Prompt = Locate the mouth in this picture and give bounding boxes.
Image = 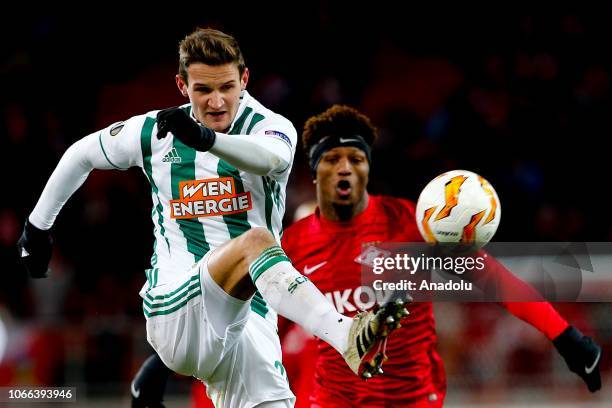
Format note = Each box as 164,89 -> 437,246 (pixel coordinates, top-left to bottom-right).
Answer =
336,180 -> 352,199
206,111 -> 227,119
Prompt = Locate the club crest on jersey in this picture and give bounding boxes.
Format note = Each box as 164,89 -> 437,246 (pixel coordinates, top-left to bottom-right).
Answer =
109,121 -> 125,136
170,177 -> 252,219
355,245 -> 391,267
265,130 -> 292,147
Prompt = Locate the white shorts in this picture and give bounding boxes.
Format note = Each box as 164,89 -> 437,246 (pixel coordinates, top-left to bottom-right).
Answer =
144,252 -> 295,408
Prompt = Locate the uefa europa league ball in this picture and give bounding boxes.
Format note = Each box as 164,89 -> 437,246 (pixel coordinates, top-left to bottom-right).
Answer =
416,170 -> 501,249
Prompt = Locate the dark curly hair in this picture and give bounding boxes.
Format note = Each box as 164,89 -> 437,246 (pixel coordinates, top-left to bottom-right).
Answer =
302,105 -> 378,155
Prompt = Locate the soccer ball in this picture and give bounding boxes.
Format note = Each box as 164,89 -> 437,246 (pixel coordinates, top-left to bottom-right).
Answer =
416,170 -> 501,249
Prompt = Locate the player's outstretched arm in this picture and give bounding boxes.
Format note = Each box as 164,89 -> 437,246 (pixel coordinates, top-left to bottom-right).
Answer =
475,253 -> 602,392
18,118 -> 141,278
156,107 -> 294,176
209,131 -> 292,176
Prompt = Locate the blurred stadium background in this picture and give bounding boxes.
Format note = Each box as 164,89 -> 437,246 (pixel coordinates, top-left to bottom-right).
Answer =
1,4 -> 611,407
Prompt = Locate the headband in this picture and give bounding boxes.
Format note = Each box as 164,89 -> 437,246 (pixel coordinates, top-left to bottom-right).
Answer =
308,135 -> 372,177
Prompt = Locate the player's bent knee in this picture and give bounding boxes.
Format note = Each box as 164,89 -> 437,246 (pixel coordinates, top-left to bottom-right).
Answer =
239,227 -> 276,250
207,255 -> 255,300
208,227 -> 277,299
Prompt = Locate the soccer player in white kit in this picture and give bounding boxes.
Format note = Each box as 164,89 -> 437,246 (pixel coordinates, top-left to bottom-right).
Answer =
16,28 -> 408,408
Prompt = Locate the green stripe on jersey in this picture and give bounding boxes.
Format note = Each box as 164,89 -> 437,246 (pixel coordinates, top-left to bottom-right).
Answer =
272,179 -> 281,209
145,267 -> 159,289
141,117 -> 170,252
246,113 -> 265,133
262,176 -> 274,233
217,160 -> 251,238
231,107 -> 253,134
217,106 -> 255,238
145,268 -> 152,291
171,139 -> 210,261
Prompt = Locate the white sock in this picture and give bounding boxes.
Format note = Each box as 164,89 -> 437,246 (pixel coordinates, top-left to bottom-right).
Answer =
249,246 -> 352,354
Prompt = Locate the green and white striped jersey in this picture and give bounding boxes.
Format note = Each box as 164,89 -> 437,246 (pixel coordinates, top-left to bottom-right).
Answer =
97,91 -> 297,309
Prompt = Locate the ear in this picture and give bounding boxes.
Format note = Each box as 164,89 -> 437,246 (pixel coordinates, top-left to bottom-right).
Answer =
175,75 -> 189,97
240,68 -> 249,90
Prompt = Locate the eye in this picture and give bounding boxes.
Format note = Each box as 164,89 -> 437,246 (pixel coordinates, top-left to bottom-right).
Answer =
323,155 -> 339,164
350,156 -> 365,164
195,87 -> 212,94
221,84 -> 235,91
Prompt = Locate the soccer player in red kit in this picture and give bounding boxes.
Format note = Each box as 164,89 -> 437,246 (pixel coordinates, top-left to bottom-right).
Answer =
279,105 -> 602,407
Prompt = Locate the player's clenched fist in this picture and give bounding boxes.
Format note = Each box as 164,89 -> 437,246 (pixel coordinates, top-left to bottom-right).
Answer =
17,220 -> 53,279
156,107 -> 216,151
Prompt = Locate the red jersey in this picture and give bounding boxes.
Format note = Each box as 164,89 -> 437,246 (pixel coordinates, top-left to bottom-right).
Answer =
281,195 -> 446,407
193,195 -> 568,407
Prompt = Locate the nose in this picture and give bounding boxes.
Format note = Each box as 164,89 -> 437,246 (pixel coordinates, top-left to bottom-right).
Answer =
208,91 -> 224,110
337,157 -> 352,176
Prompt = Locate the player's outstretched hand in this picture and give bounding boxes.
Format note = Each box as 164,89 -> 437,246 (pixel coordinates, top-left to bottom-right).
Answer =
17,219 -> 53,279
156,107 -> 216,151
553,325 -> 602,392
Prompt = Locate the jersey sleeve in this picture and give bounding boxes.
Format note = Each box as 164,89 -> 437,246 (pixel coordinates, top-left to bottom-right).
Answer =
97,115 -> 147,169
476,252 -> 569,340
209,113 -> 297,178
28,114 -> 147,229
500,301 -> 569,340
249,114 -> 298,178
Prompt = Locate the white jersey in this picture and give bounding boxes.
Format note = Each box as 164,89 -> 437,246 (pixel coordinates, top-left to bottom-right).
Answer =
96,91 -> 297,317
29,90 -> 298,404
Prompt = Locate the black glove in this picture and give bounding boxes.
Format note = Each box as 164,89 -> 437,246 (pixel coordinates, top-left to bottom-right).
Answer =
17,219 -> 53,278
131,353 -> 171,408
553,325 -> 602,392
156,107 -> 216,151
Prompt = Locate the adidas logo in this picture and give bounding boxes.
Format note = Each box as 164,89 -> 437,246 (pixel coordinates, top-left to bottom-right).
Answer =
162,148 -> 182,163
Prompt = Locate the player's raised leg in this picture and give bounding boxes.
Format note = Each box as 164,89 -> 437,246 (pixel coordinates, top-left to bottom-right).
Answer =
207,227 -> 409,378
